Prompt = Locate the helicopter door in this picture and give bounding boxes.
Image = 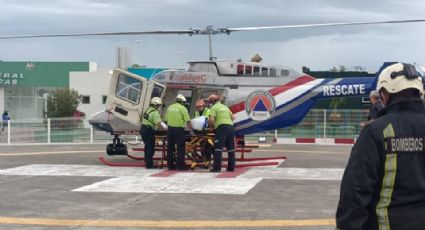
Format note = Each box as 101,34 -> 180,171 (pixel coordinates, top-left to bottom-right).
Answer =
106,69 -> 148,126
142,81 -> 167,114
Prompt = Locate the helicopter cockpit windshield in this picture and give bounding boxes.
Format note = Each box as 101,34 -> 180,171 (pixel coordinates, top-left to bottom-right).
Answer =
116,74 -> 143,104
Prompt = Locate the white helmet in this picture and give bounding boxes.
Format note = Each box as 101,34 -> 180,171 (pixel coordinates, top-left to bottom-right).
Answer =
176,94 -> 186,102
377,63 -> 423,95
150,97 -> 162,106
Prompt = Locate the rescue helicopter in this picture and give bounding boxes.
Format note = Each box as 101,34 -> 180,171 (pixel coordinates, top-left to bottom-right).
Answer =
2,19 -> 425,156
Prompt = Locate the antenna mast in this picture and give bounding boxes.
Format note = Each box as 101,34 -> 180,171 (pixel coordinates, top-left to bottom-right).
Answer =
208,32 -> 213,61
206,25 -> 214,60
191,25 -> 230,61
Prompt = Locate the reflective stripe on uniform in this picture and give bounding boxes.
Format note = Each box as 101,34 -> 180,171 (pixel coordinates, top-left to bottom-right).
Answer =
376,123 -> 397,230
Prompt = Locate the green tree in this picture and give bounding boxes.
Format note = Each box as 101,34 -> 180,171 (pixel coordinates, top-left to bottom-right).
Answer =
47,88 -> 80,117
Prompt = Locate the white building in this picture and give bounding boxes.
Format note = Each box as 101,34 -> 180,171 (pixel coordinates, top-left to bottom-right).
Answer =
69,68 -> 111,119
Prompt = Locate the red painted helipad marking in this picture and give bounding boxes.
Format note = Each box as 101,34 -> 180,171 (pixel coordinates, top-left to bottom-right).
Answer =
151,170 -> 178,177
216,168 -> 249,178
334,138 -> 355,144
150,168 -> 251,178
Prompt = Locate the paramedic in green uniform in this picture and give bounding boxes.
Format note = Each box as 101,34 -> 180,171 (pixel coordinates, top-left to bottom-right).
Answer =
194,99 -> 210,119
140,97 -> 165,169
208,94 -> 235,172
165,94 -> 193,170
194,99 -> 212,161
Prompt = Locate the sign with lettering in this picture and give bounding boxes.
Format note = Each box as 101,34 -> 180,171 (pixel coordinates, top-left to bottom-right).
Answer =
169,72 -> 207,83
0,72 -> 25,85
0,62 -> 90,87
323,84 -> 366,96
386,137 -> 424,153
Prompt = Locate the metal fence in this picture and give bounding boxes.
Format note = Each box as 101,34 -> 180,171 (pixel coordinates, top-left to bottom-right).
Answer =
240,109 -> 368,142
0,109 -> 368,145
281,109 -> 368,138
0,117 -> 139,145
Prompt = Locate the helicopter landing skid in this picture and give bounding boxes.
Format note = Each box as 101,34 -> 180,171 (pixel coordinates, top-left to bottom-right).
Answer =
99,156 -> 280,168
99,157 -> 167,168
100,135 -> 286,169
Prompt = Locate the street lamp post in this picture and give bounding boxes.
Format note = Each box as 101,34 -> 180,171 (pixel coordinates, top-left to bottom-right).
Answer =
134,40 -> 142,66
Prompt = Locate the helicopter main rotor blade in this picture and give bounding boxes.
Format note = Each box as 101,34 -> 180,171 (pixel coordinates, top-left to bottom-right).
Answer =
0,30 -> 194,39
226,19 -> 425,32
1,19 -> 424,39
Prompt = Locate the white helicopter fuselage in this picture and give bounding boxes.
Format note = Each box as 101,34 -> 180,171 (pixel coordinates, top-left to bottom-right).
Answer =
89,59 -> 376,136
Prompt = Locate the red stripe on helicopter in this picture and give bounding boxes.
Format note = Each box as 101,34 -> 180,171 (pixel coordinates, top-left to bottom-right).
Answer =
229,75 -> 316,114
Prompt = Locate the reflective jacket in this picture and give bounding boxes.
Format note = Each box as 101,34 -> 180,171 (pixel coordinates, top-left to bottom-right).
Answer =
194,108 -> 210,118
336,98 -> 425,230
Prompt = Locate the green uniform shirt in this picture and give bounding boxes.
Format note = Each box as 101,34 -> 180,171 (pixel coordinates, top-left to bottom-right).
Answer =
194,108 -> 210,118
142,106 -> 162,129
165,102 -> 190,128
209,102 -> 233,128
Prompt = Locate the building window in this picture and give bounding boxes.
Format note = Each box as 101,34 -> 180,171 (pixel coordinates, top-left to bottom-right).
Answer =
102,95 -> 107,104
82,95 -> 90,104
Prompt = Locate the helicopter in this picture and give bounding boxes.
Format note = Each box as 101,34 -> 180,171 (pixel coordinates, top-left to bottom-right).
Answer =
2,19 -> 425,155
87,56 -> 379,155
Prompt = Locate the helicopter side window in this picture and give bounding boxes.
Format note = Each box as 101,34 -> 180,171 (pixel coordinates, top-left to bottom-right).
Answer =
237,64 -> 244,75
261,67 -> 269,76
188,63 -> 218,74
245,65 -> 252,75
281,69 -> 290,76
253,66 -> 260,76
115,74 -> 143,104
151,84 -> 164,98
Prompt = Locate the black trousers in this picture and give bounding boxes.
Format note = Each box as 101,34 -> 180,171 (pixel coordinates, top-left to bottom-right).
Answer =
140,125 -> 155,168
213,124 -> 236,171
167,127 -> 186,169
203,142 -> 213,161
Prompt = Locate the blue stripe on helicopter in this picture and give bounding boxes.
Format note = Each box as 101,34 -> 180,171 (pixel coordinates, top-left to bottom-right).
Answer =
235,77 -> 377,135
235,78 -> 333,128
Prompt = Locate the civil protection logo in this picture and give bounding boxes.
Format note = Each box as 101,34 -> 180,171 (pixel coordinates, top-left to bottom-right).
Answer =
245,90 -> 276,121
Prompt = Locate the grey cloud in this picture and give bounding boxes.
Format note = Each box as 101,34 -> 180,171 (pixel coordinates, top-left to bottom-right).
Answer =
1,0 -> 425,71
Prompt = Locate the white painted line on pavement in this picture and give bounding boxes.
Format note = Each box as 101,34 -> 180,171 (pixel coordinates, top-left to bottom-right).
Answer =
240,167 -> 344,180
0,150 -> 102,156
0,164 -> 344,194
74,176 -> 262,195
0,164 -> 158,177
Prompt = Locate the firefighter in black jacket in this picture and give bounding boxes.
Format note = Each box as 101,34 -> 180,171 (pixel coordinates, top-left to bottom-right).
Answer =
336,63 -> 425,230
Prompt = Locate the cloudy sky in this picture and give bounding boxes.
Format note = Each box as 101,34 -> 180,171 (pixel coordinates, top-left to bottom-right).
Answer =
1,0 -> 425,72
